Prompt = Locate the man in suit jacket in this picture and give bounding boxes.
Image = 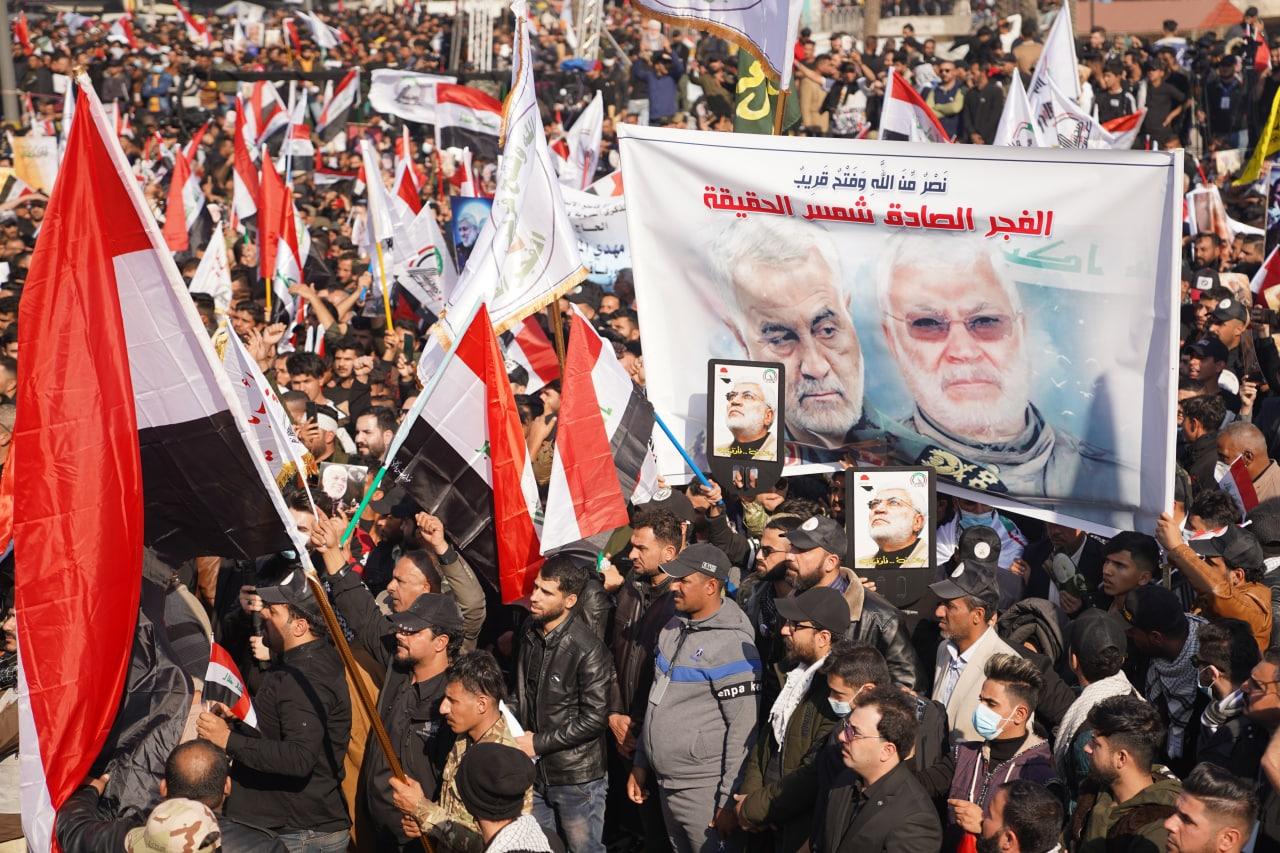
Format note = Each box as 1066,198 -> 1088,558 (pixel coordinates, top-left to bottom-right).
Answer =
1022,524 -> 1109,615
814,686 -> 941,853
930,527 -> 1020,743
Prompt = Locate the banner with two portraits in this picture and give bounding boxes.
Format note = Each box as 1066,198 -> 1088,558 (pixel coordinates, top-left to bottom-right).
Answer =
618,126 -> 1182,534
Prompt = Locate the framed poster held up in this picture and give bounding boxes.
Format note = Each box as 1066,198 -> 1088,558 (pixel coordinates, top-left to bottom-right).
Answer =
705,359 -> 785,494
845,466 -> 936,607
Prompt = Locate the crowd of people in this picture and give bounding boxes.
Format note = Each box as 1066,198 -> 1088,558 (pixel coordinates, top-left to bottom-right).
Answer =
9,0 -> 1280,852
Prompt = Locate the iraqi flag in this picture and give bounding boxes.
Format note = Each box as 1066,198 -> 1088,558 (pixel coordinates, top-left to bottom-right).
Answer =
1218,455 -> 1258,521
317,69 -> 359,144
232,100 -> 259,227
505,315 -> 559,394
242,81 -> 289,146
16,80 -> 296,853
258,152 -> 298,318
1253,245 -> 1280,308
205,642 -> 257,726
296,11 -> 346,49
107,14 -> 139,49
392,304 -> 543,602
433,84 -> 502,160
541,309 -> 635,552
161,150 -> 207,253
879,69 -> 950,143
174,0 -> 212,48
184,119 -> 212,165
1096,110 -> 1145,150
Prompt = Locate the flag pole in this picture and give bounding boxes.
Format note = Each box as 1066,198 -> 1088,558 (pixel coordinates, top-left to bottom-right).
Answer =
547,301 -> 567,369
772,88 -> 789,135
302,565 -> 433,853
339,299 -> 486,546
374,240 -> 395,331
652,409 -> 719,494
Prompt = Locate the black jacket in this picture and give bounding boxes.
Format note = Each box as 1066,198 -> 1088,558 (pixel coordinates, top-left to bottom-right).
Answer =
608,570 -> 675,720
839,573 -> 920,691
514,609 -> 615,787
328,568 -> 455,844
1181,432 -> 1221,499
57,786 -> 288,853
814,760 -> 943,853
224,638 -> 352,834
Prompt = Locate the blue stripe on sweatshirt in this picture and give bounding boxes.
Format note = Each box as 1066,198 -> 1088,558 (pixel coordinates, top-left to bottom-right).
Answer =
655,651 -> 762,683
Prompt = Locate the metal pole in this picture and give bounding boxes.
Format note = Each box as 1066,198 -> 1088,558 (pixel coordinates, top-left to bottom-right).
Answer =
0,0 -> 21,127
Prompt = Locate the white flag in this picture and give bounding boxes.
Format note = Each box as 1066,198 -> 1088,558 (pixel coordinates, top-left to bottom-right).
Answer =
441,0 -> 586,337
558,91 -> 603,191
993,73 -> 1044,147
1033,76 -> 1095,149
190,230 -> 234,312
1027,3 -> 1080,109
393,204 -> 458,316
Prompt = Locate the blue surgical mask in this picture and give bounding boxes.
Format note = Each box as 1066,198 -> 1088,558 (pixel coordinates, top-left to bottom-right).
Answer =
959,509 -> 994,529
972,703 -> 1008,741
828,697 -> 852,717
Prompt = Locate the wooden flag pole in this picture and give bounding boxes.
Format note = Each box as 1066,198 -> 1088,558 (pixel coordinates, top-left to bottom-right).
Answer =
374,241 -> 395,331
772,88 -> 789,136
303,570 -> 433,853
547,300 -> 567,370
265,275 -> 272,320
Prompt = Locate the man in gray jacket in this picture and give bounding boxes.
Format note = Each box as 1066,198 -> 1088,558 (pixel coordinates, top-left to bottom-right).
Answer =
626,543 -> 762,853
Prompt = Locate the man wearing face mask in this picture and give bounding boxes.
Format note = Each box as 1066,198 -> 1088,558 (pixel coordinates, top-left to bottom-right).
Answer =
1067,696 -> 1182,852
1156,516 -> 1272,652
731,587 -> 848,849
927,654 -> 1056,850
1194,619 -> 1264,780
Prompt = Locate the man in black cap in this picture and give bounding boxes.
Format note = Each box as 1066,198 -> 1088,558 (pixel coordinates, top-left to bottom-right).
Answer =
1206,296 -> 1259,381
930,527 -> 1020,743
1157,514 -> 1272,651
732,587 -> 848,849
1185,337 -> 1230,401
1123,583 -> 1206,767
1056,609 -> 1136,792
782,515 -> 918,689
627,543 -> 761,853
454,743 -> 556,853
195,570 -> 352,852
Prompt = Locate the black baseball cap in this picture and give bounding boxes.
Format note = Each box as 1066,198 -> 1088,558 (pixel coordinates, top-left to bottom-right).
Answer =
785,515 -> 847,555
1211,296 -> 1248,325
775,587 -> 851,636
1188,525 -> 1265,573
1122,584 -> 1188,636
390,592 -> 466,637
661,542 -> 732,583
1068,608 -> 1129,665
1188,336 -> 1229,363
369,483 -> 418,518
257,569 -> 319,615
1193,268 -> 1220,291
930,527 -> 1000,600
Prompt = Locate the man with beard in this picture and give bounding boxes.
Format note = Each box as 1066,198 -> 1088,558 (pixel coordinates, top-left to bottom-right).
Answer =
627,543 -> 761,853
714,380 -> 777,461
783,515 -> 918,689
391,651 -> 529,853
195,570 -> 352,853
854,486 -> 929,569
712,218 -> 871,462
977,780 -> 1064,853
876,232 -> 1118,500
1066,695 -> 1182,852
353,407 -> 397,466
732,587 -> 848,850
512,557 -> 613,853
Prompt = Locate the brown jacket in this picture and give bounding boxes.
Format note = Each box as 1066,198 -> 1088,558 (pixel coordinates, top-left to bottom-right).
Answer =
1167,543 -> 1272,651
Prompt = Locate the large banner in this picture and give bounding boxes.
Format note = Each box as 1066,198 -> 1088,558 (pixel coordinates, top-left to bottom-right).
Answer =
618,126 -> 1181,533
562,187 -> 631,285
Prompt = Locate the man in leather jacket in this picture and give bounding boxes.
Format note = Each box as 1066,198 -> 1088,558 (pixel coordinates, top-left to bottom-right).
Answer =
782,516 -> 920,689
56,740 -> 287,853
512,556 -> 615,853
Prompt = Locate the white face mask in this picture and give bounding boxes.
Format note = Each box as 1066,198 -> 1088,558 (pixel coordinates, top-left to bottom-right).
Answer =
1215,460 -> 1231,483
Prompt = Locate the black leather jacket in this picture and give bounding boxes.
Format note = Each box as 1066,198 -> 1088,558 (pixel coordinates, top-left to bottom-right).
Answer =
513,609 -> 615,787
837,568 -> 920,690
